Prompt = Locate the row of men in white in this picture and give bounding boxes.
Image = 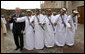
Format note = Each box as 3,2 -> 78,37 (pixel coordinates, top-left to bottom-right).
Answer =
14,8 -> 79,50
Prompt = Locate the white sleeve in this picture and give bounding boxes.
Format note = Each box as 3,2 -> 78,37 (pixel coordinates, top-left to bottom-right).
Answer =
30,16 -> 35,23
42,16 -> 46,24
4,18 -> 7,24
75,16 -> 78,30
53,15 -> 59,24
51,16 -> 54,24
66,16 -> 71,28
16,16 -> 26,22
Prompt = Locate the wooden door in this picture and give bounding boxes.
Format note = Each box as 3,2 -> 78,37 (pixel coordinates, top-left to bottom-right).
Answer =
77,6 -> 84,24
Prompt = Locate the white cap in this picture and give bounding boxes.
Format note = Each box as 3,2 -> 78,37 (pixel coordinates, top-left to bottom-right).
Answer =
26,9 -> 31,12
53,12 -> 56,14
47,9 -> 51,11
73,10 -> 79,14
61,8 -> 67,12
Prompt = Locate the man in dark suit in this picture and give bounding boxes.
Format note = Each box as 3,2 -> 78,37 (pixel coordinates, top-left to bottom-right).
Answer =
8,7 -> 25,51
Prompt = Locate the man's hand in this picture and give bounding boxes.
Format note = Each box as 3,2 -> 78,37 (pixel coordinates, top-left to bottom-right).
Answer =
39,22 -> 42,26
31,21 -> 34,24
54,22 -> 57,26
6,16 -> 10,20
13,17 -> 17,20
21,30 -> 24,34
42,23 -> 45,25
68,27 -> 72,31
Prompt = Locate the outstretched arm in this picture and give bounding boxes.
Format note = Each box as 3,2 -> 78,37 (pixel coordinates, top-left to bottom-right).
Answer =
30,16 -> 35,24
14,16 -> 26,22
8,15 -> 15,23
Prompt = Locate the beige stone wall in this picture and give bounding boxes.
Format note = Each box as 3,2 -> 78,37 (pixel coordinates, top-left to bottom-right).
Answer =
72,1 -> 84,9
65,1 -> 84,15
41,1 -> 64,9
40,1 -> 84,15
66,1 -> 72,15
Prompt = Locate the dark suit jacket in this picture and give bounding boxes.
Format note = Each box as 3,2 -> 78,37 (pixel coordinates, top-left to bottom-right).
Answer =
9,14 -> 25,34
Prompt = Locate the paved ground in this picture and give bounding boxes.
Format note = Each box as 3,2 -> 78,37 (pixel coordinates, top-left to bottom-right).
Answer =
4,24 -> 84,53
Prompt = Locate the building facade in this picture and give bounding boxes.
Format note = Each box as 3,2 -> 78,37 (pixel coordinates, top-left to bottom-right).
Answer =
40,1 -> 84,14
40,1 -> 84,24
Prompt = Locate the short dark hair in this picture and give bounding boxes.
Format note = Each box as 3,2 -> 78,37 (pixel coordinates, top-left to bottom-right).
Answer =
35,8 -> 40,11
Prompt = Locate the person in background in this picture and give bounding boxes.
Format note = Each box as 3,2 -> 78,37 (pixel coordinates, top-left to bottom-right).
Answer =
32,13 -> 35,17
7,16 -> 13,31
1,15 -> 7,34
41,11 -> 46,16
1,18 -> 7,53
22,12 -> 26,16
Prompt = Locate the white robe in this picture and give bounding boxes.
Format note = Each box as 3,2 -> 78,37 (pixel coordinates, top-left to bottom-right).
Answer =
1,18 -> 7,33
54,14 -> 68,46
42,15 -> 47,42
65,15 -> 78,46
33,14 -> 45,49
52,15 -> 58,34
16,16 -> 35,50
44,15 -> 55,47
10,23 -> 13,30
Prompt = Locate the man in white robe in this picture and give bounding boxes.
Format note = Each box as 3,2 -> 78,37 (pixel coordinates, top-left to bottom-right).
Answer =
14,10 -> 35,50
65,9 -> 79,46
1,15 -> 7,33
54,8 -> 68,46
32,9 -> 45,49
41,11 -> 47,42
44,9 -> 55,48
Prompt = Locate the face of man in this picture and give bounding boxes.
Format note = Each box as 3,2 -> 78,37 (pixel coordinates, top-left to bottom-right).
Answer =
36,10 -> 40,15
47,11 -> 52,16
60,10 -> 65,15
28,12 -> 31,16
42,11 -> 45,15
15,8 -> 20,14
